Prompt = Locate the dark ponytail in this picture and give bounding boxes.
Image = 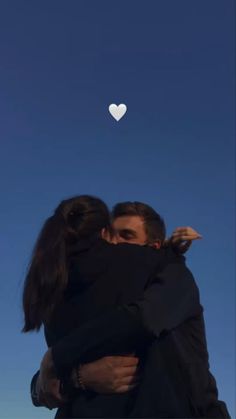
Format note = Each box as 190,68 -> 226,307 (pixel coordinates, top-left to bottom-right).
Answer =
22,195 -> 111,332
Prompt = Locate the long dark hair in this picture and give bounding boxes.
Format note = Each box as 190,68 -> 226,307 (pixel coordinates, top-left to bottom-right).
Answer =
22,195 -> 111,333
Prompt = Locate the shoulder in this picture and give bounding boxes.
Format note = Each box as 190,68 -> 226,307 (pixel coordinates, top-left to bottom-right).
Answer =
108,242 -> 164,273
112,242 -> 160,259
106,243 -> 187,269
158,247 -> 186,266
156,250 -> 200,296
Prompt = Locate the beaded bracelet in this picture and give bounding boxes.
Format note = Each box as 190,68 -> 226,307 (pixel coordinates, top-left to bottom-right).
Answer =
76,365 -> 86,391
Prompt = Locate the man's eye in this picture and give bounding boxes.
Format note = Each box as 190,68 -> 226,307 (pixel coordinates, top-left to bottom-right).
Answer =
120,232 -> 133,239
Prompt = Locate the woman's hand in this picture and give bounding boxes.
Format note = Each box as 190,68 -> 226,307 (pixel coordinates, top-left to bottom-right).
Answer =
71,354 -> 141,394
165,226 -> 202,254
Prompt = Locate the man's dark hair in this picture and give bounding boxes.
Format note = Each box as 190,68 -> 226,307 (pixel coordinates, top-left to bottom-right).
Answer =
112,201 -> 166,243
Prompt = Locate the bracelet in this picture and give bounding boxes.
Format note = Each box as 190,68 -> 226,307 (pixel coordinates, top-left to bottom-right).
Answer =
76,365 -> 86,391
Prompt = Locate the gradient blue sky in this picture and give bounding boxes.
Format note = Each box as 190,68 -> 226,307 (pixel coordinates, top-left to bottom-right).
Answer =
0,1 -> 235,418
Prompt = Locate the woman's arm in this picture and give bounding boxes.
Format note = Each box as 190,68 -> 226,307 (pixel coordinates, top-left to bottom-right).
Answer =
48,259 -> 201,381
35,257 -> 201,408
33,230 -> 202,407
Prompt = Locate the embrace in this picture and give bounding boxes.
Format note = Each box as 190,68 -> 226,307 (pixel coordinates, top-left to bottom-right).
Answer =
22,195 -> 230,418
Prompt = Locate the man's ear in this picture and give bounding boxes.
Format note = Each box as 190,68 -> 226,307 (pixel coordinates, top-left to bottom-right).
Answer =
101,228 -> 112,242
101,228 -> 108,239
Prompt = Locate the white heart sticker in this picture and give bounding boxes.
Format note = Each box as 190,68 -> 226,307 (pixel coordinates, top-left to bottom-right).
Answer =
109,103 -> 127,121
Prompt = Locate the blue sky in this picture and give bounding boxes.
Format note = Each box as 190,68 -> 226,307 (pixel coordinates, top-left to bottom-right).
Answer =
0,1 -> 235,417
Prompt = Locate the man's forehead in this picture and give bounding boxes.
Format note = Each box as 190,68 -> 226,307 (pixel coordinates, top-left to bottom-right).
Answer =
112,215 -> 144,229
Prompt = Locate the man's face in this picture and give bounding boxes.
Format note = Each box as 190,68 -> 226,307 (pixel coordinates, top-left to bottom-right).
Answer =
112,215 -> 149,245
101,215 -> 161,248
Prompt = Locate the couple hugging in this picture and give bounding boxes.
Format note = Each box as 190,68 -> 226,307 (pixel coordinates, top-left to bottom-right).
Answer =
22,195 -> 230,418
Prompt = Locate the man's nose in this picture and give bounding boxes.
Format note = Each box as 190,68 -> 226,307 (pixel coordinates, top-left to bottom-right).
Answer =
111,236 -> 118,244
111,231 -> 127,244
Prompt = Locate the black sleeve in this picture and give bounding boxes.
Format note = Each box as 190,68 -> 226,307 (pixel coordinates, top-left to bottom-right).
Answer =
127,262 -> 202,338
30,370 -> 41,407
51,260 -> 202,381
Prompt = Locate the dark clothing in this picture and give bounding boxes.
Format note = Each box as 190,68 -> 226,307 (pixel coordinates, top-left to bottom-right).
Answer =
31,237 -> 230,418
128,327 -> 229,418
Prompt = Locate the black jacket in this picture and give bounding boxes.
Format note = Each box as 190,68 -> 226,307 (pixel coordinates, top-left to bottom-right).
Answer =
31,236 -> 230,418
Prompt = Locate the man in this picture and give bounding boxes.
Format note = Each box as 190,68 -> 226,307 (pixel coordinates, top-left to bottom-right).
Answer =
31,202 -> 230,418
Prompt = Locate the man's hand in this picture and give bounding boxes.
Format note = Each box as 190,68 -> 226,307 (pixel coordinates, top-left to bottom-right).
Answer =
71,354 -> 141,394
37,350 -> 140,408
38,349 -> 69,409
166,226 -> 202,254
36,373 -> 65,409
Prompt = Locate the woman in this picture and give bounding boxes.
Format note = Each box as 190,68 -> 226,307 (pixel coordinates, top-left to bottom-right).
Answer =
22,195 -> 200,418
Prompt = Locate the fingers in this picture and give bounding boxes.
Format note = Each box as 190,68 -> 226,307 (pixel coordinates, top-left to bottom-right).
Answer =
38,378 -> 68,409
118,373 -> 142,386
40,392 -> 68,409
172,234 -> 201,242
107,355 -> 140,367
172,227 -> 202,237
39,393 -> 59,409
118,365 -> 140,376
172,231 -> 201,237
169,226 -> 202,249
172,232 -> 201,238
114,383 -> 138,393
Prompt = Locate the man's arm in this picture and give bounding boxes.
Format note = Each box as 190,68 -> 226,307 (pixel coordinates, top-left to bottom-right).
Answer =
51,260 -> 201,381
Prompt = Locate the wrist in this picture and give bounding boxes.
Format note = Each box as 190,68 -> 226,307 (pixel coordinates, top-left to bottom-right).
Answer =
71,368 -> 79,388
75,365 -> 87,391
